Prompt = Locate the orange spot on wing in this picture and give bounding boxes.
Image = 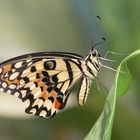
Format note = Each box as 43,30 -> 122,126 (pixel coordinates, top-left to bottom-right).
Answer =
55,99 -> 62,109
1,75 -> 19,85
49,91 -> 57,97
12,79 -> 19,84
41,91 -> 48,99
37,80 -> 47,90
0,64 -> 20,86
40,90 -> 58,103
3,64 -> 12,73
5,78 -> 11,85
34,80 -> 61,109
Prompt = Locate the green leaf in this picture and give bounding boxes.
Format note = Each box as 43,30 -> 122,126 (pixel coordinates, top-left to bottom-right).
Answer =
84,49 -> 140,140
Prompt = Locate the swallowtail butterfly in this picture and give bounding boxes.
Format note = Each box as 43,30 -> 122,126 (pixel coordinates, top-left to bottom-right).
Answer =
0,48 -> 102,118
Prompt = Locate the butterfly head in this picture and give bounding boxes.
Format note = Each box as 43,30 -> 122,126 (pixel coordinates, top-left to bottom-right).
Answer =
90,48 -> 100,57
84,49 -> 101,78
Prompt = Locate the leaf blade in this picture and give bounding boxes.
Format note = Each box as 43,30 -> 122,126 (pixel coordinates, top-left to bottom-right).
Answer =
84,49 -> 140,140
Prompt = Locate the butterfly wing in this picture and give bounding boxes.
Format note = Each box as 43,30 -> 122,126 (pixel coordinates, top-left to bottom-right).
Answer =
0,53 -> 84,118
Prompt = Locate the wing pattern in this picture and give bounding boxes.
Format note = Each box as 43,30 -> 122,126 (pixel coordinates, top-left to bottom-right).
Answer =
0,55 -> 84,118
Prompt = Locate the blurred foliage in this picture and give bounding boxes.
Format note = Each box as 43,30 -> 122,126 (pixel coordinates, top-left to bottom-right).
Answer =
0,0 -> 140,140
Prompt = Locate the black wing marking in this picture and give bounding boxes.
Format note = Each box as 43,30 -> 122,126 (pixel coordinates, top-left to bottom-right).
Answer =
0,51 -> 84,67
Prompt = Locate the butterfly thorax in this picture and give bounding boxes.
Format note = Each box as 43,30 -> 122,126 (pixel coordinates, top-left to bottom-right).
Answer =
83,49 -> 101,78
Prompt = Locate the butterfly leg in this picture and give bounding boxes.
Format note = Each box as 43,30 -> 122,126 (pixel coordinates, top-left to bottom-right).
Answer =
104,51 -> 128,59
95,78 -> 111,112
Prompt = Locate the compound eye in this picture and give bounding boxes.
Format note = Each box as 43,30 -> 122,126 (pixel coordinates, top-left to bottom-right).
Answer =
92,50 -> 97,57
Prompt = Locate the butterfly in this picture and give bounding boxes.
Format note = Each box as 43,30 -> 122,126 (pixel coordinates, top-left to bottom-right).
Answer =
0,48 -> 102,118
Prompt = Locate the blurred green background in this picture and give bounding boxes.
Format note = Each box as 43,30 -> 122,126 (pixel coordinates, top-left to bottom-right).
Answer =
0,0 -> 140,140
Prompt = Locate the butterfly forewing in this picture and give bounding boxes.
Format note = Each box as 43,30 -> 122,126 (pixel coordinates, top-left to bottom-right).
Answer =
0,53 -> 84,118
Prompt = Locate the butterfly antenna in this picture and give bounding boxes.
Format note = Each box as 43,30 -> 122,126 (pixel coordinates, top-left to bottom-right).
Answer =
91,38 -> 106,50
95,78 -> 111,112
96,16 -> 101,23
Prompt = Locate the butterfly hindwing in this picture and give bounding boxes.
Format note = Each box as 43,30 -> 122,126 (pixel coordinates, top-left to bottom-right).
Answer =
0,56 -> 83,117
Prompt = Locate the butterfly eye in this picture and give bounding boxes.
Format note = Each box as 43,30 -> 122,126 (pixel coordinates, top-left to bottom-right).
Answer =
92,50 -> 97,57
